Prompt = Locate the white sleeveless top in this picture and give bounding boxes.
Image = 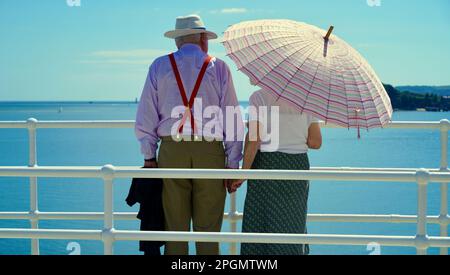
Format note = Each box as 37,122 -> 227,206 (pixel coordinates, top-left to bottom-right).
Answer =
248,89 -> 319,154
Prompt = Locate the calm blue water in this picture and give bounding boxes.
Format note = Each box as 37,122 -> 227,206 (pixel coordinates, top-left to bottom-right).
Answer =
0,102 -> 448,255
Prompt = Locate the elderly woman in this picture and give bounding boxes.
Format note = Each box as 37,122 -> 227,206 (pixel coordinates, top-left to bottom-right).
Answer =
230,88 -> 322,255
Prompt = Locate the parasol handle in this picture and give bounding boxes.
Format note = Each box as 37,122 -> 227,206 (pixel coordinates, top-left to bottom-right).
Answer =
324,26 -> 334,41
355,109 -> 361,139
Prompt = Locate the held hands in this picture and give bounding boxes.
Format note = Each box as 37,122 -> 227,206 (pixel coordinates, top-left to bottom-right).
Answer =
227,179 -> 245,194
224,167 -> 244,194
225,178 -> 245,194
224,167 -> 246,194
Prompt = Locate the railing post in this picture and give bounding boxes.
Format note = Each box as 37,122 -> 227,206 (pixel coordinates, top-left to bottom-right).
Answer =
229,192 -> 238,255
101,165 -> 115,255
27,118 -> 39,255
439,119 -> 449,255
416,169 -> 430,255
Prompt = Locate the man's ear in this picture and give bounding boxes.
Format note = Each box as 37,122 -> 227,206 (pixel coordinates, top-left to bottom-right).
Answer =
201,33 -> 209,53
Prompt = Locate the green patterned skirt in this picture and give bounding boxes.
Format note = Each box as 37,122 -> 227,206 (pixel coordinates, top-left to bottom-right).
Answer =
241,151 -> 310,255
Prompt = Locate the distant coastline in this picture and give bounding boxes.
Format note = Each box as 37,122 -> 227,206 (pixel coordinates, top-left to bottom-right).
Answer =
385,84 -> 450,112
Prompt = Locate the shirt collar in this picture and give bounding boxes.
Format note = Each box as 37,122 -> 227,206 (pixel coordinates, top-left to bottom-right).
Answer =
178,43 -> 203,55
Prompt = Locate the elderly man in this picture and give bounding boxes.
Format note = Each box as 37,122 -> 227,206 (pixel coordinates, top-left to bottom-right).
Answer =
135,15 -> 244,255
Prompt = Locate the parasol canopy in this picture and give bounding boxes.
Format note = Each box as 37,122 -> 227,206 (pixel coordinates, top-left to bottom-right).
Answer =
222,19 -> 393,132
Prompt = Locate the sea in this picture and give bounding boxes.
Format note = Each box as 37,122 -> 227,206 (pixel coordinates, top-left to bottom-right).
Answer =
0,102 -> 448,255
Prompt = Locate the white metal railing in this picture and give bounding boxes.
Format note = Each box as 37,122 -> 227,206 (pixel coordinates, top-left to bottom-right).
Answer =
0,118 -> 449,255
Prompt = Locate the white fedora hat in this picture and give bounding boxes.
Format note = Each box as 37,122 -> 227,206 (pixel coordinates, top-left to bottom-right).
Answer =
164,15 -> 218,40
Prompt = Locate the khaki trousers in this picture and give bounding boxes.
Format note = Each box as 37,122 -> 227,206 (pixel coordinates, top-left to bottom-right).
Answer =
158,137 -> 226,255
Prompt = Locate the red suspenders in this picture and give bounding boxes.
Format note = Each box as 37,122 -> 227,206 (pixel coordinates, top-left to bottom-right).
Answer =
168,53 -> 212,138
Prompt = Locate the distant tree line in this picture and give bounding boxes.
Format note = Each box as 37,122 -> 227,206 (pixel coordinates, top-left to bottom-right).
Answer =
384,84 -> 450,111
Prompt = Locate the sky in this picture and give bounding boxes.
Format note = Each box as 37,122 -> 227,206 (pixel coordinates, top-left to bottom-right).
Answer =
0,0 -> 449,101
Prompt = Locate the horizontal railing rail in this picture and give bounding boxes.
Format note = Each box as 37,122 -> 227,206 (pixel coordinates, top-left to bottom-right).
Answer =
0,118 -> 448,255
0,211 -> 447,225
0,166 -> 449,182
0,229 -> 449,249
0,119 -> 449,130
0,165 -> 449,255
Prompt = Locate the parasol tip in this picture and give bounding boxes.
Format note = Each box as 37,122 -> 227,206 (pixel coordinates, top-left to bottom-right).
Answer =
324,26 -> 334,41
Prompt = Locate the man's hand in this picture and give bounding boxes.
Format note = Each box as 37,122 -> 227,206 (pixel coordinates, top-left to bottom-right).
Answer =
144,160 -> 158,168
